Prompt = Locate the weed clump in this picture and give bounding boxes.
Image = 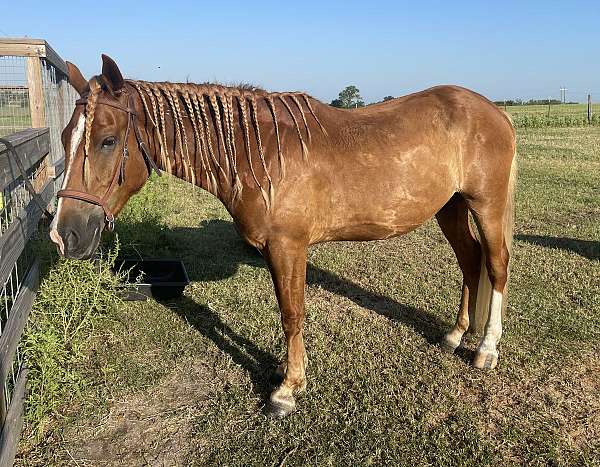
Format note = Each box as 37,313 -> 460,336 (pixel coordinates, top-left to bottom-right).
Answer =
24,239 -> 126,438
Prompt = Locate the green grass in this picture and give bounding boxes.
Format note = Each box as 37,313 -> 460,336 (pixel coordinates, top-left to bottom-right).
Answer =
504,103 -> 600,128
0,106 -> 32,137
505,103 -> 599,116
18,126 -> 600,466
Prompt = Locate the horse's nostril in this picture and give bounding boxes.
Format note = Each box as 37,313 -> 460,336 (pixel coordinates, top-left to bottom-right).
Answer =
64,229 -> 80,252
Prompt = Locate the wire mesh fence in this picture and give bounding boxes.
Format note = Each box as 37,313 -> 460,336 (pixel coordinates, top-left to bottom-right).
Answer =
0,139 -> 43,420
41,58 -> 77,166
0,56 -> 30,138
0,243 -> 32,413
0,39 -> 73,461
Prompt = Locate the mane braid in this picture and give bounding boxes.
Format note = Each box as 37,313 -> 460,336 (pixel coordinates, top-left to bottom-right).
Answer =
182,86 -> 214,193
237,95 -> 270,210
161,86 -> 186,179
167,85 -> 192,182
139,82 -> 167,168
302,94 -> 327,135
279,94 -> 308,161
150,85 -> 172,173
84,84 -> 101,156
190,92 -> 219,192
249,95 -> 274,207
131,81 -> 156,128
218,94 -> 233,164
224,93 -> 242,196
266,95 -> 285,178
196,93 -> 227,182
169,84 -> 194,184
208,93 -> 232,179
290,94 -> 311,142
124,80 -> 327,212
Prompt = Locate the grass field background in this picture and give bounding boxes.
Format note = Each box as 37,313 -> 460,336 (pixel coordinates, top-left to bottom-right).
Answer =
505,103 -> 600,116
0,105 -> 31,137
18,126 -> 600,466
504,103 -> 600,127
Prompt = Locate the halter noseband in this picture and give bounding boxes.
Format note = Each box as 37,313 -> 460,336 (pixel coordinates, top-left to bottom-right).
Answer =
57,89 -> 161,231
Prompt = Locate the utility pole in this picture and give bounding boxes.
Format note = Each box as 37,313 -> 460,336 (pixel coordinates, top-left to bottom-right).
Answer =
588,94 -> 592,124
560,86 -> 568,104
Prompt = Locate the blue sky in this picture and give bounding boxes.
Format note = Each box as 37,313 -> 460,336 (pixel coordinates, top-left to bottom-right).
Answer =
3,1 -> 599,103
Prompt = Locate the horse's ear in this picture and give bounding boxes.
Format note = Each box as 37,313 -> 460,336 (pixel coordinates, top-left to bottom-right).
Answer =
101,54 -> 124,93
66,61 -> 87,97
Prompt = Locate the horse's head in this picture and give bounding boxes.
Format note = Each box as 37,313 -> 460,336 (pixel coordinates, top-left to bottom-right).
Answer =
50,54 -> 158,259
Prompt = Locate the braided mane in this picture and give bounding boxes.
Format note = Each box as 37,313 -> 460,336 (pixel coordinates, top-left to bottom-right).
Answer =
128,80 -> 326,210
84,80 -> 102,156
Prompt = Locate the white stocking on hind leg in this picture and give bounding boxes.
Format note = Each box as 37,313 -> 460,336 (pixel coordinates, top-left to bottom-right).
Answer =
473,289 -> 503,369
470,210 -> 509,370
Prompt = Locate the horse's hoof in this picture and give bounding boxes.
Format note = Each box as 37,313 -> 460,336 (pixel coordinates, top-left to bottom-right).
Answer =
440,335 -> 461,354
266,397 -> 296,418
472,350 -> 498,370
440,340 -> 458,354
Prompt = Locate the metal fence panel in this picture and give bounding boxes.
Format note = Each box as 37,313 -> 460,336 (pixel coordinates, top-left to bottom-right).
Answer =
0,57 -> 29,138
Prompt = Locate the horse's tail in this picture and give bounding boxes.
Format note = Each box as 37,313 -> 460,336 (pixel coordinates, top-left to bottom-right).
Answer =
471,150 -> 518,334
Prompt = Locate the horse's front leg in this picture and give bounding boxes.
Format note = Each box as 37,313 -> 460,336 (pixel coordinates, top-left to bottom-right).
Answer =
263,237 -> 308,417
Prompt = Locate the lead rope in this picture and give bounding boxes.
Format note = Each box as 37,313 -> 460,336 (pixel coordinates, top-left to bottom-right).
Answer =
0,136 -> 54,222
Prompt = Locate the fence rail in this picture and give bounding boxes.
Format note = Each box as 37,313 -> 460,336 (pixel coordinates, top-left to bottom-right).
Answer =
0,37 -> 74,465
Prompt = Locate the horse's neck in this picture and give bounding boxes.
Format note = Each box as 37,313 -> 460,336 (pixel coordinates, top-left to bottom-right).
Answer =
133,85 -> 235,205
131,80 -> 326,212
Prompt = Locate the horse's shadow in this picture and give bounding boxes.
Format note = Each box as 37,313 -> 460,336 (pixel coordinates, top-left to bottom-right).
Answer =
112,217 -> 451,400
515,234 -> 599,261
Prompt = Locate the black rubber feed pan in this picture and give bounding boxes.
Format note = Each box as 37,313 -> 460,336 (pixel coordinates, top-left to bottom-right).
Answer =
113,259 -> 190,301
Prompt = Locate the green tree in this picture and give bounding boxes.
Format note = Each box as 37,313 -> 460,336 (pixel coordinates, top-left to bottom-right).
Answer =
330,85 -> 365,108
383,95 -> 394,101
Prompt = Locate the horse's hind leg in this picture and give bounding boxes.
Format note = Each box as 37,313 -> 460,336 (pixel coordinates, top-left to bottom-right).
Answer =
468,202 -> 511,370
436,194 -> 481,352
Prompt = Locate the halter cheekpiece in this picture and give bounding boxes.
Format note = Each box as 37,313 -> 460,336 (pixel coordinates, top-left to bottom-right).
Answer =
56,87 -> 161,231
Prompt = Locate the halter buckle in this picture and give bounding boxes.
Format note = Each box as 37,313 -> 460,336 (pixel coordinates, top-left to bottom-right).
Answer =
106,214 -> 115,231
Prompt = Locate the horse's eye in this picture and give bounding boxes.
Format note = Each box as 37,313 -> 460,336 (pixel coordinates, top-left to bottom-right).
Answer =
101,136 -> 116,148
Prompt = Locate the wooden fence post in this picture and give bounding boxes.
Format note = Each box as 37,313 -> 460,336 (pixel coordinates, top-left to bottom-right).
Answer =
588,94 -> 592,124
26,57 -> 46,128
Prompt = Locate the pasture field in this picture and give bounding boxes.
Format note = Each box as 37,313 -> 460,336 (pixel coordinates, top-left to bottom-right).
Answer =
505,103 -> 600,117
504,103 -> 600,128
0,106 -> 31,137
19,126 -> 599,466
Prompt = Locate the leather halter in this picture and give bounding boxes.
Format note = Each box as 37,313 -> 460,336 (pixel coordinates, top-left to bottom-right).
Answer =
57,89 -> 161,231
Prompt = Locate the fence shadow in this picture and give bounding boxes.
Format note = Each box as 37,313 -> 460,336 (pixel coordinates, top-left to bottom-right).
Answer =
516,234 -> 599,261
112,217 -> 451,398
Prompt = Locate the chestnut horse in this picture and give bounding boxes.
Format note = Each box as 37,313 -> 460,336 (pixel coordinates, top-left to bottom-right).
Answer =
50,55 -> 516,417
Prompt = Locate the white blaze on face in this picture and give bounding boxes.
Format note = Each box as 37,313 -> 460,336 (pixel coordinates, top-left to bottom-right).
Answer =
49,113 -> 86,254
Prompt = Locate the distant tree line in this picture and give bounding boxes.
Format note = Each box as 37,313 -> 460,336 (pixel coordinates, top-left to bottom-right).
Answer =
493,98 -> 578,106
329,87 -> 582,109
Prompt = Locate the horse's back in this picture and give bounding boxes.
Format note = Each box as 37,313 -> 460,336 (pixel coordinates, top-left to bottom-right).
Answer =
261,86 -> 515,245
